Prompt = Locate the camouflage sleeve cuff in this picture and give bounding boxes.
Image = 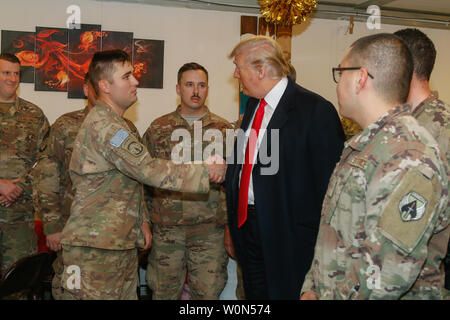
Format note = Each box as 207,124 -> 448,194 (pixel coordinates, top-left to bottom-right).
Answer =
16,175 -> 32,196
142,207 -> 150,224
300,269 -> 315,296
43,219 -> 64,235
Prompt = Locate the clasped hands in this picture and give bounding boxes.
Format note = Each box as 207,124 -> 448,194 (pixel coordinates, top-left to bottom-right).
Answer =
0,178 -> 23,207
204,154 -> 227,184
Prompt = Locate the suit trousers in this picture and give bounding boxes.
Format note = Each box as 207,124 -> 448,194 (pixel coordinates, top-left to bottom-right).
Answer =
238,205 -> 268,300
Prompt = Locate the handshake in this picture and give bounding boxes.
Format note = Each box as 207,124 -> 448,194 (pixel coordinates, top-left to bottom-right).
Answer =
204,155 -> 227,184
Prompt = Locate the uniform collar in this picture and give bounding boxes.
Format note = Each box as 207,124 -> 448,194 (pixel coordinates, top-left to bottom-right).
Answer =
412,91 -> 439,117
93,100 -> 129,126
83,105 -> 89,116
173,105 -> 213,128
6,96 -> 21,115
347,103 -> 412,151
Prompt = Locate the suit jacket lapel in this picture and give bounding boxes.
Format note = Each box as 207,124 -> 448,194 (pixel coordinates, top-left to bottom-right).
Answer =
254,79 -> 296,177
266,78 -> 295,132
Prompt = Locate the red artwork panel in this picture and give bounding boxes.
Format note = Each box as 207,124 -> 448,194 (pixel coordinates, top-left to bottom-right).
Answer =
35,27 -> 69,92
101,30 -> 133,58
68,24 -> 101,99
1,30 -> 36,83
133,39 -> 164,89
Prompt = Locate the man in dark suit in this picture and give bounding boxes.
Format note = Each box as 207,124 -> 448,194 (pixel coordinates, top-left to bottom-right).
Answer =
224,36 -> 345,299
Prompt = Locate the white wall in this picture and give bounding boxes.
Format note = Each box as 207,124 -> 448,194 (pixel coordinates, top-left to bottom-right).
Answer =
291,17 -> 450,111
1,0 -> 449,134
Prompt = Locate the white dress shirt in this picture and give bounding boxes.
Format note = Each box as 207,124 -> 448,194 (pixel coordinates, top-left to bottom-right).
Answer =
239,77 -> 288,205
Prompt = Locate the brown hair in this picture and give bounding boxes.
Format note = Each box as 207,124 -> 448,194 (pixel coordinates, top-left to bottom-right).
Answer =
177,62 -> 208,84
0,53 -> 20,65
348,33 -> 413,105
394,28 -> 436,81
88,49 -> 130,95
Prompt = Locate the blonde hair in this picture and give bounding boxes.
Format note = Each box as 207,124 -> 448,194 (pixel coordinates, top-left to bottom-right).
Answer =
229,35 -> 290,80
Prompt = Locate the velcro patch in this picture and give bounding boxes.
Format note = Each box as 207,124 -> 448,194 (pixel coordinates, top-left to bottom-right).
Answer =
378,169 -> 438,254
110,129 -> 129,147
348,156 -> 367,169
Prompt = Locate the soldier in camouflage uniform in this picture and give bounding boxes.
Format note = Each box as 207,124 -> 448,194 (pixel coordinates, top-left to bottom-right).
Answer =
59,50 -> 225,300
143,62 -> 230,299
301,34 -> 449,300
33,73 -> 141,299
394,29 -> 450,299
0,53 -> 50,274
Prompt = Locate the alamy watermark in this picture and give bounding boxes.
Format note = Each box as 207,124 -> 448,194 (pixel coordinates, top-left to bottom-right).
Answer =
366,264 -> 381,290
66,264 -> 81,290
170,122 -> 280,176
66,5 -> 81,29
366,5 -> 381,30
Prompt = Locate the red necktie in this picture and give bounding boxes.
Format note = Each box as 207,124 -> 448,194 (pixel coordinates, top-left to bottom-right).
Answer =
238,99 -> 267,228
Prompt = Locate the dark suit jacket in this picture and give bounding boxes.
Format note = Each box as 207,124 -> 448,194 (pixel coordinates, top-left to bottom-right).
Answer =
226,78 -> 345,299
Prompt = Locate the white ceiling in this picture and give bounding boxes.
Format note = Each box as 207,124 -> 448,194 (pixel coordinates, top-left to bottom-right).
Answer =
96,0 -> 450,29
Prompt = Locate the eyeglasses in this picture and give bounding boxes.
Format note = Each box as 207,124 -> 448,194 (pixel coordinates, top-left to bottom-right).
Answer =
332,67 -> 374,84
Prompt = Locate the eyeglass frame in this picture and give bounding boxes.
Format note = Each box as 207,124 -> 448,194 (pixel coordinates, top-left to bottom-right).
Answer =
332,67 -> 374,84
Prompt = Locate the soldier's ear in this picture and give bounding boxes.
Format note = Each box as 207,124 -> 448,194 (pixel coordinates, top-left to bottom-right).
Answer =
355,68 -> 369,94
98,79 -> 110,94
176,83 -> 180,96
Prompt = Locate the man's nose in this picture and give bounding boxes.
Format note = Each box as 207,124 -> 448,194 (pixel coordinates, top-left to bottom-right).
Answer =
131,74 -> 139,86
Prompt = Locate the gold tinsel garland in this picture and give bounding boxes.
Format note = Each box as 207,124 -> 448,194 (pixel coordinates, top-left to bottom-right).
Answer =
259,0 -> 318,26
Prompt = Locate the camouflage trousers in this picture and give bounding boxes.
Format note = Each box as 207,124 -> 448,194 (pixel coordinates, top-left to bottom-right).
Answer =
236,261 -> 245,300
147,223 -> 228,300
443,287 -> 450,300
0,218 -> 37,275
51,251 -> 64,300
59,245 -> 139,300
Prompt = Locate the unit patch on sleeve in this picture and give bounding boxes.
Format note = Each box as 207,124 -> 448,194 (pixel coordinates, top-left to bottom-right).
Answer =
110,129 -> 130,148
123,140 -> 144,157
399,192 -> 427,222
377,169 -> 438,253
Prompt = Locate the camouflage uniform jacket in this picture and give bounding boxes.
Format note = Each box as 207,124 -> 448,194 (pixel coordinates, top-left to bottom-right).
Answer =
0,97 -> 49,223
301,104 -> 449,299
412,91 -> 449,169
33,107 -> 141,235
143,106 -> 231,226
412,91 -> 450,290
61,101 -> 209,250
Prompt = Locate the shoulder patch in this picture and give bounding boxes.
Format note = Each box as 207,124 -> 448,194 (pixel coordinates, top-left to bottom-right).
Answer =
122,139 -> 144,156
378,169 -> 438,253
399,192 -> 427,222
110,129 -> 129,147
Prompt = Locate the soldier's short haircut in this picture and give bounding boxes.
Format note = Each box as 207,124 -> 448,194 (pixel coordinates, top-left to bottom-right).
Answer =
228,35 -> 290,80
0,52 -> 20,65
177,62 -> 208,84
393,28 -> 436,81
348,33 -> 413,105
88,49 -> 130,95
